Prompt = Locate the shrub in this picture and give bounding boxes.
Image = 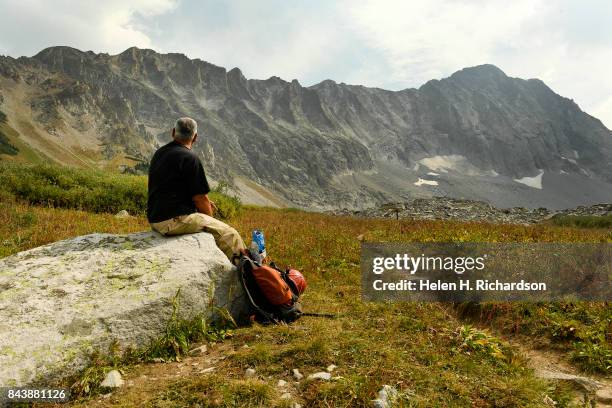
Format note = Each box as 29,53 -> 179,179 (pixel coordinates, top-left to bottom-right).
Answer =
0,162 -> 240,220
570,341 -> 612,374
454,325 -> 509,361
210,183 -> 242,220
551,214 -> 612,229
0,162 -> 147,214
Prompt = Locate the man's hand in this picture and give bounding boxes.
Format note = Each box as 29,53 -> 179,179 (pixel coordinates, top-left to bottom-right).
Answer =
193,193 -> 214,216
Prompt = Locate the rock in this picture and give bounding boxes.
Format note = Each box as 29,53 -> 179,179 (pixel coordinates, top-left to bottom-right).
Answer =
326,364 -> 337,372
291,403 -> 302,408
307,372 -> 332,381
596,387 -> 612,404
371,400 -> 386,408
535,369 -> 602,392
100,370 -> 124,388
114,210 -> 131,218
199,367 -> 215,374
280,392 -> 291,399
0,231 -> 248,386
277,379 -> 287,388
188,344 -> 208,356
371,385 -> 399,408
292,368 -> 303,380
245,368 -> 256,378
332,198 -> 612,225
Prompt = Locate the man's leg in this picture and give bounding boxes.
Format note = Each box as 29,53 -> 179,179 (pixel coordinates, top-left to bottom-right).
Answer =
182,213 -> 246,260
151,216 -> 200,236
152,213 -> 246,260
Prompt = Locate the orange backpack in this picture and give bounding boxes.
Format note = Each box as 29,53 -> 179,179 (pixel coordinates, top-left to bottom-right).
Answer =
237,255 -> 304,323
251,264 -> 293,306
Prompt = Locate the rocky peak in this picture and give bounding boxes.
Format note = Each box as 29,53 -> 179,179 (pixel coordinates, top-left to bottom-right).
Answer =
227,67 -> 251,100
115,46 -> 153,66
263,75 -> 288,87
32,46 -> 93,68
312,79 -> 338,88
227,67 -> 247,86
449,64 -> 508,81
34,45 -> 89,59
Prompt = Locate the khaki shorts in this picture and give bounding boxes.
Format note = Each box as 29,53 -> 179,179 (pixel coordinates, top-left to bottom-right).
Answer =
151,213 -> 246,260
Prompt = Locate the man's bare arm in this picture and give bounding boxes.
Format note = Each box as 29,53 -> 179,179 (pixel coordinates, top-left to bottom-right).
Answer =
193,194 -> 216,216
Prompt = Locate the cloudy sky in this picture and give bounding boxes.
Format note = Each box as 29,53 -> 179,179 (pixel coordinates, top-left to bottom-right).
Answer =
0,0 -> 611,128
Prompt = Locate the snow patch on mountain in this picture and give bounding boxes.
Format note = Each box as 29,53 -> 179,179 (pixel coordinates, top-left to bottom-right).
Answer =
414,178 -> 439,186
514,170 -> 544,189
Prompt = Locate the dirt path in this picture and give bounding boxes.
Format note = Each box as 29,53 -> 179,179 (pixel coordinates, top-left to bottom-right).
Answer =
517,344 -> 611,407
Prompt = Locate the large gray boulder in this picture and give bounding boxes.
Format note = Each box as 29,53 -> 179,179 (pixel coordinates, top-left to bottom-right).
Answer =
0,231 -> 248,386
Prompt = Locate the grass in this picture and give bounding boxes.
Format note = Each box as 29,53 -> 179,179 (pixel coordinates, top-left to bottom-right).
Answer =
551,214 -> 612,229
456,302 -> 611,373
2,201 -> 610,406
152,376 -> 278,408
0,198 -> 148,258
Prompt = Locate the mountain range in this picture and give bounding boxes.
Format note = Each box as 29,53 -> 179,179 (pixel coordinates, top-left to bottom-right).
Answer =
1,46 -> 611,209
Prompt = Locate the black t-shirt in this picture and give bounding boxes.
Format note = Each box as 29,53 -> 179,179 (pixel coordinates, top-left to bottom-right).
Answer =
147,141 -> 210,223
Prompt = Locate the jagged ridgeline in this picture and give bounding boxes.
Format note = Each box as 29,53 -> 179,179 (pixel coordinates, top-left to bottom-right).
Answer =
0,47 -> 611,209
0,162 -> 241,219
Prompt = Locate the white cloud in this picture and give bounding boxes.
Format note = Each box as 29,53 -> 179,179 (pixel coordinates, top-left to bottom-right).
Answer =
0,0 -> 177,56
343,0 -> 540,85
145,1 -> 352,84
342,0 -> 612,129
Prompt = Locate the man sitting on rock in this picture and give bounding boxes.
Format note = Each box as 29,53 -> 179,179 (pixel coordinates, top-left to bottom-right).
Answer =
147,117 -> 246,261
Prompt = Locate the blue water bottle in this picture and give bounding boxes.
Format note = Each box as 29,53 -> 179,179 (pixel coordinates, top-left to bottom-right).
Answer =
251,229 -> 267,259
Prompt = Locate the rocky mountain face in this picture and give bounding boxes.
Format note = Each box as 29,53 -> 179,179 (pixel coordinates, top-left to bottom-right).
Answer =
0,46 -> 611,209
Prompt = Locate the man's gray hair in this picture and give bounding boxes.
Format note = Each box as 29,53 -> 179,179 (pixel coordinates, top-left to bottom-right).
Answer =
174,117 -> 198,142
